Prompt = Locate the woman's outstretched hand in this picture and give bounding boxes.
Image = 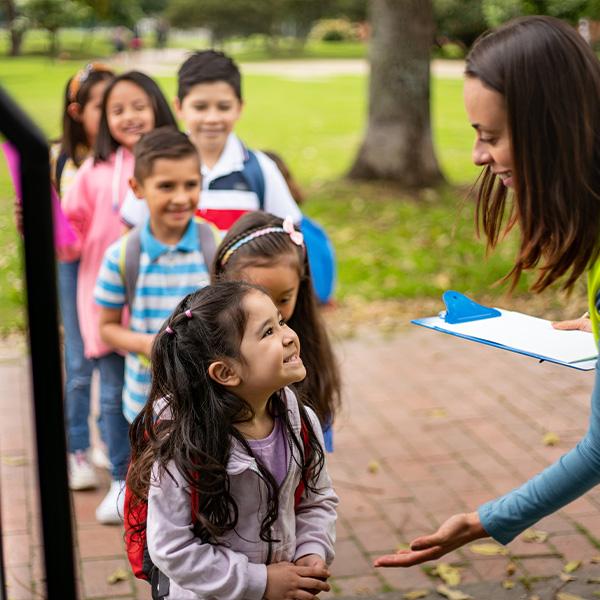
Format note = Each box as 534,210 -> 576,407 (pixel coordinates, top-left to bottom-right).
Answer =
373,512 -> 488,568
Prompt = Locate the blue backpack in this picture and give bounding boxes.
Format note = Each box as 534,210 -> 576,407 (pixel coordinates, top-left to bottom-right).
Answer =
242,150 -> 337,304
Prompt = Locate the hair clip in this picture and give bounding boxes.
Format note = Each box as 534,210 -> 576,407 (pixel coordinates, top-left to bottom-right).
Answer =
165,326 -> 174,335
185,309 -> 193,319
68,63 -> 111,103
282,216 -> 304,246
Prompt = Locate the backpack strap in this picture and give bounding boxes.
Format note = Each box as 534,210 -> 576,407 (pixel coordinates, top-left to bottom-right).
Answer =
294,417 -> 311,508
241,147 -> 265,210
195,220 -> 219,271
55,151 -> 69,197
119,226 -> 143,308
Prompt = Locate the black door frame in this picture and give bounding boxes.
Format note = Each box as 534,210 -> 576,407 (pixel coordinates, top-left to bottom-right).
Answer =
0,86 -> 78,599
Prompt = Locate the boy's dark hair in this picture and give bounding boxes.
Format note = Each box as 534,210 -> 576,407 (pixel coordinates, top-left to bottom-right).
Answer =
133,126 -> 200,182
95,71 -> 177,163
466,15 -> 600,293
177,50 -> 242,102
127,281 -> 325,547
60,66 -> 114,167
213,211 -> 341,427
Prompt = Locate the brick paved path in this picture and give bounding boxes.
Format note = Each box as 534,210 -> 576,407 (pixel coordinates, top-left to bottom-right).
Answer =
3,327 -> 600,599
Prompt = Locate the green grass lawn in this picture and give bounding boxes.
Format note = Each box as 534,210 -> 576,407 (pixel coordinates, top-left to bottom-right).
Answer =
0,56 -> 575,334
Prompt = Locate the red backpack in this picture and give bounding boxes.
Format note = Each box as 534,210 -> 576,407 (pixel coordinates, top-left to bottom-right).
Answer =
124,418 -> 311,586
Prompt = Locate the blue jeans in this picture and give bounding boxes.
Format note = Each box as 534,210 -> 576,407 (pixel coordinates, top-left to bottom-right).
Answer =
94,352 -> 130,481
58,260 -> 95,453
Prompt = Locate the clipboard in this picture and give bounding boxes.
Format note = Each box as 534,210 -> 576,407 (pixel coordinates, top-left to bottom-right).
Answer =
412,291 -> 598,371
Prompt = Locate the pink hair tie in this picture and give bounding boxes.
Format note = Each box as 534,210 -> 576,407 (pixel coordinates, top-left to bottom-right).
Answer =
282,216 -> 304,246
185,309 -> 193,319
165,326 -> 174,335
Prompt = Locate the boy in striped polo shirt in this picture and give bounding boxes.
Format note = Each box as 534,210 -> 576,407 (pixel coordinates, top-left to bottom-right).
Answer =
95,127 -> 218,423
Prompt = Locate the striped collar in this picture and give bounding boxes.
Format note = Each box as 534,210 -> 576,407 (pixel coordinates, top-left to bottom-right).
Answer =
140,218 -> 198,262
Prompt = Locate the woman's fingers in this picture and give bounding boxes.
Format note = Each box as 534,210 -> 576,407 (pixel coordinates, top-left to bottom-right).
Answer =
373,546 -> 445,567
552,317 -> 592,332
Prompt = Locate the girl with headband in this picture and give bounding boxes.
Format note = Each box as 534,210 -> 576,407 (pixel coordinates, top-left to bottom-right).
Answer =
213,211 -> 341,451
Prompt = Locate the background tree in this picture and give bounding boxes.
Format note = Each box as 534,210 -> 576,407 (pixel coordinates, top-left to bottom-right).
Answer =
434,0 -> 486,47
1,0 -> 27,55
24,0 -> 90,56
349,0 -> 444,187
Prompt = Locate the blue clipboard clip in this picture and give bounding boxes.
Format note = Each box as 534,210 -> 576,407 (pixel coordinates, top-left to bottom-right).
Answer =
440,290 -> 501,324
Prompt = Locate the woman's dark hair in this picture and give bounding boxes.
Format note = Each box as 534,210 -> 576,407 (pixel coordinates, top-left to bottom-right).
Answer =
177,50 -> 242,102
60,65 -> 114,167
466,15 -> 600,292
94,71 -> 177,163
213,211 -> 341,426
127,281 -> 325,547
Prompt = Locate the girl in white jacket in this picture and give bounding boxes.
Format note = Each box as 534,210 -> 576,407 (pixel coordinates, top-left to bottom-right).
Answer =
126,280 -> 338,600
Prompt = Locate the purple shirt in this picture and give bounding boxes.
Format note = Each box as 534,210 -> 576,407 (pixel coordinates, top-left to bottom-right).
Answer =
247,417 -> 288,486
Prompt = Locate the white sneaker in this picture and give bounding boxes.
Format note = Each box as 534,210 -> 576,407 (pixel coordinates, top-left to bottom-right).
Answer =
90,446 -> 112,471
95,480 -> 126,525
68,450 -> 99,491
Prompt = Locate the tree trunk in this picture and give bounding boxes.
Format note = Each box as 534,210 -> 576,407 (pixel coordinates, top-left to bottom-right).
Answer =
2,0 -> 25,56
349,0 -> 445,188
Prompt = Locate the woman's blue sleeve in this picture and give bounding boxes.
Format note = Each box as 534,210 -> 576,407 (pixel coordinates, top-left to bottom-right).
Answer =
478,366 -> 600,545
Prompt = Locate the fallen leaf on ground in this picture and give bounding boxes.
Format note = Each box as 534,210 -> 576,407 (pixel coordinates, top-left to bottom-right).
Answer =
428,408 -> 447,418
587,577 -> 600,584
522,528 -> 549,543
436,563 -> 461,586
560,572 -> 575,582
502,580 -> 515,589
591,556 -> 600,564
564,560 -> 583,573
469,543 -> 508,556
529,596 -> 541,600
436,585 -> 472,600
403,591 -> 429,600
543,432 -> 560,446
506,562 -> 517,576
1,454 -> 28,466
556,593 -> 587,600
107,568 -> 129,584
367,460 -> 380,474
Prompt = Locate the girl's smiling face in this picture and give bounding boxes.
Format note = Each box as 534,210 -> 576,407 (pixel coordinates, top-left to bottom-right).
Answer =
236,290 -> 305,397
464,76 -> 514,188
106,80 -> 155,150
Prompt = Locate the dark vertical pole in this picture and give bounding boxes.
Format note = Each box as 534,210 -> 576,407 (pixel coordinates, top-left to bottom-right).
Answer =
0,87 -> 77,598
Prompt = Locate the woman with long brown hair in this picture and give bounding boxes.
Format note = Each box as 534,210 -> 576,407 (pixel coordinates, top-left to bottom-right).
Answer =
375,15 -> 600,566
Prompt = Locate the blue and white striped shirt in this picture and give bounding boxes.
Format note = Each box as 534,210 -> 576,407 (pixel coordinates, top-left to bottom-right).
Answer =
94,219 -> 210,422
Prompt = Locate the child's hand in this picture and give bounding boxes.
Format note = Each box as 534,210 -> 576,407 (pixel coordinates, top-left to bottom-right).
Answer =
294,554 -> 327,570
373,512 -> 487,568
265,561 -> 330,599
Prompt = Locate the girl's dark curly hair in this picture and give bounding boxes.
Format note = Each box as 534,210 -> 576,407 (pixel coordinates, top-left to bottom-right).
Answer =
212,211 -> 341,427
127,281 -> 325,550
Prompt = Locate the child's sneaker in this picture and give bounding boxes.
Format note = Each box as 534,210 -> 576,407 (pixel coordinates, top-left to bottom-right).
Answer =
68,450 -> 99,491
95,480 -> 126,525
90,446 -> 112,471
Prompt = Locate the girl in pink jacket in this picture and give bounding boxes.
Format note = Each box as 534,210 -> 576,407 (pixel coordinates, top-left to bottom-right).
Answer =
127,281 -> 338,599
61,71 -> 177,524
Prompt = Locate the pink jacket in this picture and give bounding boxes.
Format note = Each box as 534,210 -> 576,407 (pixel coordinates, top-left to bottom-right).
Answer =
147,388 -> 338,599
60,148 -> 134,358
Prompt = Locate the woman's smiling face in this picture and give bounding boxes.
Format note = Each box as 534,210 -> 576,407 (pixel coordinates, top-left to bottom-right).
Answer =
464,76 -> 514,188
